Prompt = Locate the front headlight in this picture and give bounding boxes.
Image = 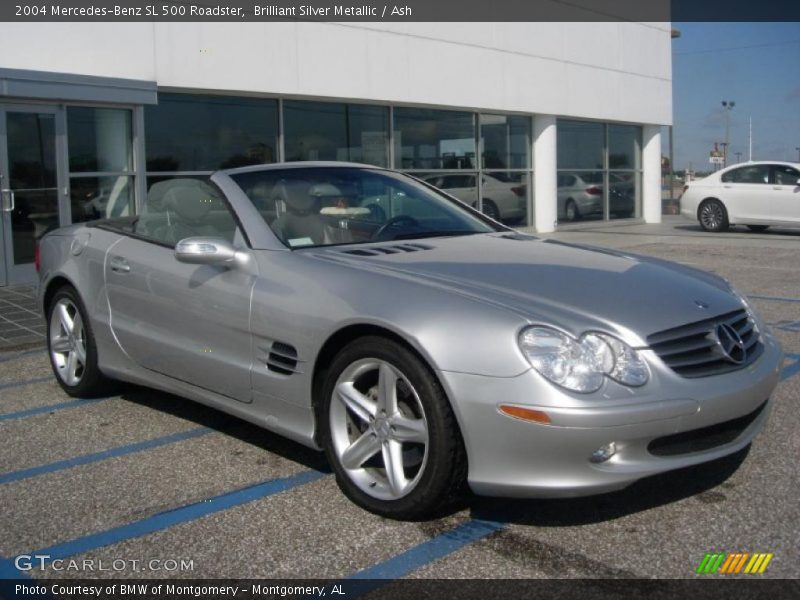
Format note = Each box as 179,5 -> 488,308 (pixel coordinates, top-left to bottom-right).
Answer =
518,326 -> 649,393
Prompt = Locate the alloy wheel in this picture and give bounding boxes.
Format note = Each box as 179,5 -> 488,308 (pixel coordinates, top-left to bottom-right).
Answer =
49,298 -> 87,386
329,358 -> 429,501
700,202 -> 724,230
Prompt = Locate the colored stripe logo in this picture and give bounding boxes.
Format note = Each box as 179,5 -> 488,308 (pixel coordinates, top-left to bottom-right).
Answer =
696,552 -> 773,574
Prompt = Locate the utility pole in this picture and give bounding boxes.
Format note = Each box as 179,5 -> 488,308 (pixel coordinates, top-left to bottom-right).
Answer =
749,117 -> 753,161
722,100 -> 735,167
735,151 -> 742,163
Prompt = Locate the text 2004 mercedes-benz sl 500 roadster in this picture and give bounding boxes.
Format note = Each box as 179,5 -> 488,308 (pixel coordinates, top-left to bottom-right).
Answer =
38,163 -> 783,519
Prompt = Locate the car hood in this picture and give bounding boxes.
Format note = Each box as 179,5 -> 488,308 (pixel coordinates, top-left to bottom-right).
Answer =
309,233 -> 742,346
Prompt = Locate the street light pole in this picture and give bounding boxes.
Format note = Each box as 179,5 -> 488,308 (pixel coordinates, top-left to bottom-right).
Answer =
735,151 -> 742,163
722,100 -> 735,167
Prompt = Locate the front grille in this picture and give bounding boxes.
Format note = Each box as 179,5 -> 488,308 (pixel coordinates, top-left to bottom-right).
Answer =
648,309 -> 763,378
648,400 -> 767,457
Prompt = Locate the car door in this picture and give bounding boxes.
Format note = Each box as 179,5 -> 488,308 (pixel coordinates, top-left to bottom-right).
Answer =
770,164 -> 800,224
104,178 -> 257,402
719,165 -> 771,222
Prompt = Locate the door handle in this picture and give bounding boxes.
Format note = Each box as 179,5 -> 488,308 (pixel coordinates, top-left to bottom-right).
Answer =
772,186 -> 781,190
722,185 -> 732,189
1,189 -> 14,212
109,256 -> 131,273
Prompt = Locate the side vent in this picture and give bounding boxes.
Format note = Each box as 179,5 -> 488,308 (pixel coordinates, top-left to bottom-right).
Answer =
267,341 -> 300,375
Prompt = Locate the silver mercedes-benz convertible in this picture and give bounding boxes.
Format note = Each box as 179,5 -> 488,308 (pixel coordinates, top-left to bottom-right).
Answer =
38,163 -> 783,519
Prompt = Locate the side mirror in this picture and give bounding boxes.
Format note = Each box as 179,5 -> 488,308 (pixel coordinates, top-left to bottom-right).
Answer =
174,237 -> 237,265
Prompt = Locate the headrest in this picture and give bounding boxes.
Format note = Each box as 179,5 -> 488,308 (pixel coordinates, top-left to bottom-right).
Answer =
273,180 -> 316,213
160,179 -> 219,222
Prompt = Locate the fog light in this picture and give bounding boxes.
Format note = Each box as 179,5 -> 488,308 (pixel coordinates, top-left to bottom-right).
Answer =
590,442 -> 617,463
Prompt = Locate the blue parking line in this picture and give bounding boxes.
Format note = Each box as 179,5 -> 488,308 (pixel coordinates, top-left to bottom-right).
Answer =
0,427 -> 212,485
0,553 -> 31,579
0,376 -> 53,392
349,519 -> 505,582
0,348 -> 45,364
748,294 -> 800,304
27,469 -> 325,564
781,353 -> 800,382
0,398 -> 110,422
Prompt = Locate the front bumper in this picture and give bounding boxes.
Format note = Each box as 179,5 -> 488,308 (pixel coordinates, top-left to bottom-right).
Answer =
440,333 -> 783,498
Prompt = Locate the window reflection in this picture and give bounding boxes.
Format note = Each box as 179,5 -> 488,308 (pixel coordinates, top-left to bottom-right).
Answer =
557,120 -> 642,224
284,101 -> 388,166
557,120 -> 604,170
145,94 -> 278,171
70,176 -> 133,222
68,107 -> 132,173
608,171 -> 639,220
481,115 -> 530,170
394,108 -> 475,170
557,171 -> 604,222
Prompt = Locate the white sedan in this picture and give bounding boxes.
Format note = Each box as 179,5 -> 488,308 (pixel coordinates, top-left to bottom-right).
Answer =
681,161 -> 800,232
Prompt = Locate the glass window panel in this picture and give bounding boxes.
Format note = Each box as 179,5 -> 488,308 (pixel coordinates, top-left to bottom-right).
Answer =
482,171 -> 529,225
394,108 -> 475,170
7,112 -> 57,189
774,165 -> 800,185
608,171 -> 639,220
70,176 -> 133,223
68,107 -> 132,173
557,171 -> 604,223
415,171 -> 478,210
557,120 -> 604,170
608,124 -> 640,170
721,165 -> 770,184
145,94 -> 278,171
284,101 -> 388,167
481,115 -> 530,169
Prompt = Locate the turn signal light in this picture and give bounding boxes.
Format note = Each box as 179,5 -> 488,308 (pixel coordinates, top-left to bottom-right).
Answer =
499,405 -> 551,424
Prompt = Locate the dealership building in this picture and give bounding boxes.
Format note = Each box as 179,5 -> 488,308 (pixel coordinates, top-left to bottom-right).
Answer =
0,21 -> 672,286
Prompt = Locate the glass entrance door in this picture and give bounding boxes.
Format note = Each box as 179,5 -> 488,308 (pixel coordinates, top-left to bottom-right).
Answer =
0,105 -> 66,286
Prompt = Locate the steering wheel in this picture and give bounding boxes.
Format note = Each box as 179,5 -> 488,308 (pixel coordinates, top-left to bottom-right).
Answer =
371,215 -> 420,240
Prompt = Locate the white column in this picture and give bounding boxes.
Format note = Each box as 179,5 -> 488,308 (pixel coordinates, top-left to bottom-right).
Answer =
642,125 -> 662,224
533,114 -> 557,233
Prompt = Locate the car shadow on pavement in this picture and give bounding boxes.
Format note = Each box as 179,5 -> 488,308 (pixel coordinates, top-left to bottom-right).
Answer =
673,223 -> 800,237
118,383 -> 331,474
467,446 -> 750,526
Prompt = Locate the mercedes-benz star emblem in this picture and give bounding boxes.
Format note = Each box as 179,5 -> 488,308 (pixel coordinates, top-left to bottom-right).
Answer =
715,323 -> 747,364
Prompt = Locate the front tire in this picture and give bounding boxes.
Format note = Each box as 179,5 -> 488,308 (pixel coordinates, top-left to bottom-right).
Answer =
698,199 -> 729,232
47,286 -> 114,398
320,336 -> 467,519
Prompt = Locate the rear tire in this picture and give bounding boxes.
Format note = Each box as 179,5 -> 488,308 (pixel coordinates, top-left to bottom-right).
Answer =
320,336 -> 467,520
565,199 -> 579,222
698,199 -> 729,232
747,225 -> 769,233
47,285 -> 115,398
481,198 -> 500,222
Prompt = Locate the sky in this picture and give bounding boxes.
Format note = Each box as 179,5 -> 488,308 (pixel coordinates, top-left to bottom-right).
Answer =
669,22 -> 800,172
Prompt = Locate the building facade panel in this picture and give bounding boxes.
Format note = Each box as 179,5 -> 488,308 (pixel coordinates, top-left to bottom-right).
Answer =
0,22 -> 671,285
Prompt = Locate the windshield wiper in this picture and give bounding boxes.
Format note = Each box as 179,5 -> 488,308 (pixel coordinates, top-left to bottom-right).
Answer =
391,230 -> 484,240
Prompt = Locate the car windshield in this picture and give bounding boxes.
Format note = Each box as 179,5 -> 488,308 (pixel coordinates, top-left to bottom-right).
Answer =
229,167 -> 498,248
